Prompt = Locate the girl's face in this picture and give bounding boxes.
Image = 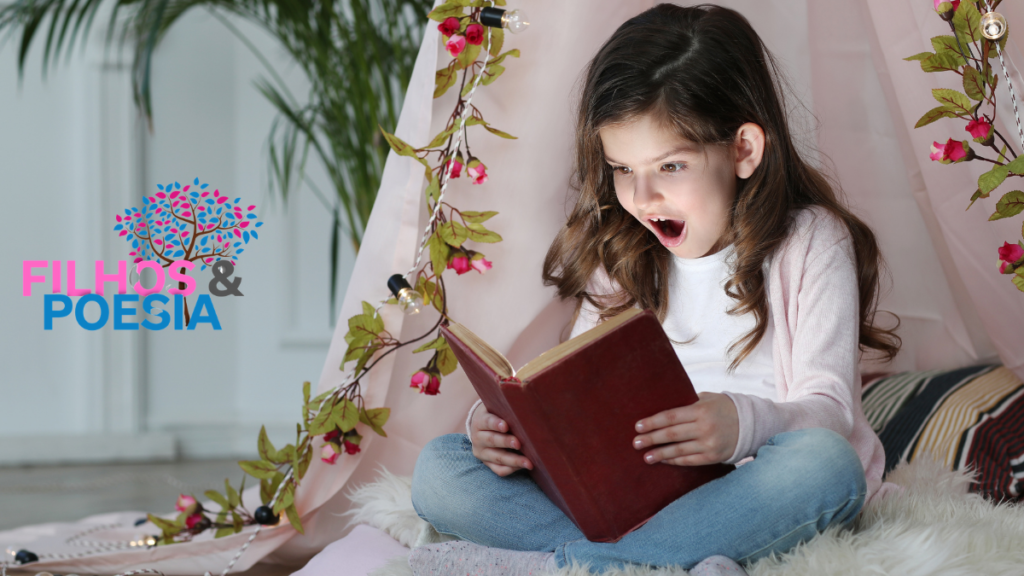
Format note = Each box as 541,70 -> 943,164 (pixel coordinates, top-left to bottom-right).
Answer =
599,113 -> 763,259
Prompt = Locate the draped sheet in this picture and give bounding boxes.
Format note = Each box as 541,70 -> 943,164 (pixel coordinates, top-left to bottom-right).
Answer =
1,1 -> 1019,574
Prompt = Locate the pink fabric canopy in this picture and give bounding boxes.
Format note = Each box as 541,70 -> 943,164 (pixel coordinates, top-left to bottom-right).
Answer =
1,1 -> 1019,574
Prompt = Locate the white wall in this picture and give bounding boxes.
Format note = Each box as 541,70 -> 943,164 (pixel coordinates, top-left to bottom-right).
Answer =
0,5 -> 357,464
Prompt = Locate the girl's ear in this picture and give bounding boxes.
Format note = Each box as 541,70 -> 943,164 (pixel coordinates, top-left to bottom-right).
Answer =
733,122 -> 765,179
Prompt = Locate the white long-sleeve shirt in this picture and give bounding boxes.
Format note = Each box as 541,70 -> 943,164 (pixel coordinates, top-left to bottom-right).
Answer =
466,205 -> 900,507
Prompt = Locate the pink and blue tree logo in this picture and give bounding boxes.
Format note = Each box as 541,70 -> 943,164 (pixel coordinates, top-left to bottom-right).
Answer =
114,178 -> 262,323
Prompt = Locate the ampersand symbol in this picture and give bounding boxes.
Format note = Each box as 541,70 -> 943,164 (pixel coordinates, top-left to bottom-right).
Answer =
209,261 -> 244,296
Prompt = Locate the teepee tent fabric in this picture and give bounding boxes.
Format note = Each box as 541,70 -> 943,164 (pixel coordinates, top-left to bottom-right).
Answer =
0,1 -> 1017,574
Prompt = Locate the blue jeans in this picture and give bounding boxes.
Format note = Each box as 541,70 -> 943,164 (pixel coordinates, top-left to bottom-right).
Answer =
410,427 -> 866,573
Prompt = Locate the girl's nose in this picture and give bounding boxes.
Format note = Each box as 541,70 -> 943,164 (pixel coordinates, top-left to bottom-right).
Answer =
632,174 -> 661,212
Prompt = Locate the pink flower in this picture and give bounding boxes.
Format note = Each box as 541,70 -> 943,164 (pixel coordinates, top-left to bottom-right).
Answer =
446,154 -> 464,178
966,118 -> 993,140
445,34 -> 466,57
471,255 -> 492,273
343,439 -> 361,455
321,443 -> 339,464
175,494 -> 197,513
447,252 -> 472,274
465,23 -> 484,46
324,430 -> 340,442
185,513 -> 205,529
466,158 -> 488,184
410,369 -> 441,395
438,17 -> 460,37
934,0 -> 960,12
998,241 -> 1023,272
929,138 -> 968,163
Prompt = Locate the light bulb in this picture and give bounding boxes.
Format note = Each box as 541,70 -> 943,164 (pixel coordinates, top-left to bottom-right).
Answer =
397,288 -> 424,315
503,9 -> 530,34
981,12 -> 1007,41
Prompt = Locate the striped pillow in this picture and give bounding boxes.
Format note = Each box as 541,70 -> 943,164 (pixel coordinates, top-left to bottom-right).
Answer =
862,364 -> 1024,503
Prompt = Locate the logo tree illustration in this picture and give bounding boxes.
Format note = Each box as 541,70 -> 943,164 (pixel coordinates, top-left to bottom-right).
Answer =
114,178 -> 263,324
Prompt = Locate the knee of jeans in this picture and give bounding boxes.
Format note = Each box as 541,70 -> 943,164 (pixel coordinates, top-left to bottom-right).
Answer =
411,433 -> 474,520
768,428 -> 866,502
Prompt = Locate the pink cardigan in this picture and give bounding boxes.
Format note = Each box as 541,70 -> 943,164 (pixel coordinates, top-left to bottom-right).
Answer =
467,205 -> 901,507
721,205 -> 900,506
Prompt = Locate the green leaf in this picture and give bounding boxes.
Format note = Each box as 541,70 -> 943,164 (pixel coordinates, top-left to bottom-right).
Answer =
416,277 -> 445,312
481,64 -> 504,86
413,336 -> 448,353
427,2 -> 466,22
354,342 -> 382,375
239,459 -> 279,480
455,43 -> 482,71
461,73 -> 479,97
931,35 -> 962,57
435,65 -> 458,99
147,514 -> 183,538
914,106 -> 956,128
953,1 -> 982,44
302,381 -> 310,405
488,48 -> 520,67
380,129 -> 416,157
1005,155 -> 1024,175
963,67 -> 986,101
464,222 -> 503,243
427,125 -> 458,149
359,407 -> 391,437
205,490 -> 229,510
932,88 -> 973,114
426,174 -> 441,203
439,220 -> 469,247
967,188 -> 985,210
257,425 -> 277,463
297,444 -> 313,481
436,344 -> 458,376
461,210 -> 498,224
231,511 -> 243,533
332,398 -> 360,433
1012,273 -> 1024,293
308,400 -> 335,435
273,480 -> 296,515
260,472 -> 285,506
920,52 -> 965,73
979,164 -> 1009,195
214,527 -> 235,539
990,190 -> 1024,220
904,52 -> 934,62
225,478 -> 240,508
285,503 -> 305,535
486,27 -> 504,57
429,232 -> 450,275
483,124 -> 516,139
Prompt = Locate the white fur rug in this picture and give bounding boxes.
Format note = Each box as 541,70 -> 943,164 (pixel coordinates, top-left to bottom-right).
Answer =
343,458 -> 1024,576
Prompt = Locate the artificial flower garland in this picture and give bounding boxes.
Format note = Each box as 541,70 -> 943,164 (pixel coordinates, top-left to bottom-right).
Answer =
911,0 -> 1024,291
144,0 -> 519,544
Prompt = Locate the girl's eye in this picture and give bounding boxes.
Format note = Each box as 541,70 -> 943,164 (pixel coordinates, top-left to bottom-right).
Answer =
610,165 -> 631,175
661,162 -> 686,173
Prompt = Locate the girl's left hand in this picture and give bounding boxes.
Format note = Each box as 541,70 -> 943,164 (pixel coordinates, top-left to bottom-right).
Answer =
632,391 -> 739,466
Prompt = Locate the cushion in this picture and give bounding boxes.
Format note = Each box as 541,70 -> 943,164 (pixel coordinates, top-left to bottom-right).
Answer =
862,364 -> 1024,503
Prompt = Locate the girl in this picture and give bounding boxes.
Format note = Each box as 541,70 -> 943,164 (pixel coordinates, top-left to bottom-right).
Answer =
409,4 -> 902,575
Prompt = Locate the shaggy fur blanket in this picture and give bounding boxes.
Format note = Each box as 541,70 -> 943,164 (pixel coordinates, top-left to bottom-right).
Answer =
343,458 -> 1024,576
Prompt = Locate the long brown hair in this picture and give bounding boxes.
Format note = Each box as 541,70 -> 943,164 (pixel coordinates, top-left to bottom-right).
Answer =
541,3 -> 900,371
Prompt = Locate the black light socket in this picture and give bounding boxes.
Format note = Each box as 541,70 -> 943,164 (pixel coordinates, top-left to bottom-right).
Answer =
480,7 -> 505,28
388,274 -> 412,298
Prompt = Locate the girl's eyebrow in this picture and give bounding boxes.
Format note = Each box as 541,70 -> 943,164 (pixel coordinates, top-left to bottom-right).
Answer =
604,145 -> 698,165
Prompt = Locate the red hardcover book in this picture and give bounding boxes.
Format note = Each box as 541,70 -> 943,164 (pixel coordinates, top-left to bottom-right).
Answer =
439,308 -> 734,543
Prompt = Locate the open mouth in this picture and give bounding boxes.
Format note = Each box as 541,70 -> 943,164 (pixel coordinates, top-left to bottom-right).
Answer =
647,217 -> 686,248
652,218 -> 684,238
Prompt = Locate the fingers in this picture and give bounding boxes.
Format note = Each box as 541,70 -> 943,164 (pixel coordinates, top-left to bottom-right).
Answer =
475,446 -> 532,471
475,429 -> 521,451
635,405 -> 695,434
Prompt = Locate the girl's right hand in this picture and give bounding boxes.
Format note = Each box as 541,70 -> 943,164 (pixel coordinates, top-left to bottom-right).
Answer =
469,403 -> 534,476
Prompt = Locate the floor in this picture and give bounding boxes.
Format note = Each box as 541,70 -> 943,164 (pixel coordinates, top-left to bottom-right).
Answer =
0,459 -> 296,576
